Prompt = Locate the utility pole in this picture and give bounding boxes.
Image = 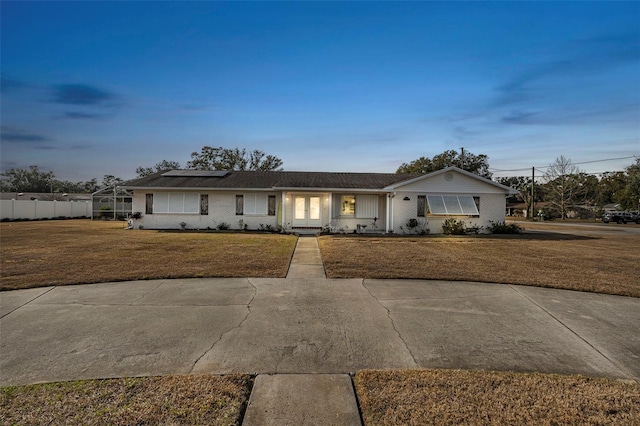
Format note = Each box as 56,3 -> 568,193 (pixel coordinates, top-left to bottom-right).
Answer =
460,147 -> 465,169
531,167 -> 535,220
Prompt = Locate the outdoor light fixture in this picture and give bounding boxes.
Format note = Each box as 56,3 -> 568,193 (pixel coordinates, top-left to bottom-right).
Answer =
403,196 -> 410,201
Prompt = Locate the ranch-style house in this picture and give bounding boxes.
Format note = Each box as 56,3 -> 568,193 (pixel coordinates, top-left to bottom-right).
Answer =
122,166 -> 517,234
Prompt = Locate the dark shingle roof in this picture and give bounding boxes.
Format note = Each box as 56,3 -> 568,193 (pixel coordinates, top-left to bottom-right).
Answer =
123,170 -> 421,191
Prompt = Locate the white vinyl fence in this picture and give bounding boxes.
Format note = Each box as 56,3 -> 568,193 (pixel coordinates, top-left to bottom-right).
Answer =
0,200 -> 91,220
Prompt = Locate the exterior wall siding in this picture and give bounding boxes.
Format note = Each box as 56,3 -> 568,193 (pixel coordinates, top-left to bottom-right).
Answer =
391,191 -> 506,234
396,171 -> 499,193
390,170 -> 509,234
132,191 -> 279,230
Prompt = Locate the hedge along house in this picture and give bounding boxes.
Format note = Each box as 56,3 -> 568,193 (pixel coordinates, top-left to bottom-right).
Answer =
122,167 -> 517,234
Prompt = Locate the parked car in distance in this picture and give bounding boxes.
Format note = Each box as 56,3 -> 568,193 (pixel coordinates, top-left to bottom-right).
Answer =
602,211 -> 640,224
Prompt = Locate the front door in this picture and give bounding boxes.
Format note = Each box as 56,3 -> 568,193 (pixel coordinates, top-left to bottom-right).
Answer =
292,195 -> 322,227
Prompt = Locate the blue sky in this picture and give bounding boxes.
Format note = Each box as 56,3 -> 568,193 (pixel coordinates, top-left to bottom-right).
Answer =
1,1 -> 639,182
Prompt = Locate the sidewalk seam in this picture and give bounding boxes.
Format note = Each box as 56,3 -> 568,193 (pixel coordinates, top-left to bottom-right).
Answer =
1,286 -> 55,319
508,285 -> 637,382
361,279 -> 418,367
189,278 -> 258,374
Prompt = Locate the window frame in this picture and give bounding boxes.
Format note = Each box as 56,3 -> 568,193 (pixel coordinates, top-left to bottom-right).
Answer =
341,195 -> 356,216
426,195 -> 480,216
236,193 -> 272,216
152,192 -> 200,214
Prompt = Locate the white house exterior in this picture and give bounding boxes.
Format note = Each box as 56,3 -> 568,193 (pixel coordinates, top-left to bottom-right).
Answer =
123,167 -> 517,234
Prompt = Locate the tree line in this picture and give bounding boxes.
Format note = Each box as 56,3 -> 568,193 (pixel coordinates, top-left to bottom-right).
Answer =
1,145 -> 637,219
397,149 -> 639,218
497,156 -> 640,219
0,146 -> 283,195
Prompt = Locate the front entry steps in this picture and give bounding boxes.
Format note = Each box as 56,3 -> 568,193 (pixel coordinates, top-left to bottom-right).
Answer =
286,236 -> 326,279
291,227 -> 322,235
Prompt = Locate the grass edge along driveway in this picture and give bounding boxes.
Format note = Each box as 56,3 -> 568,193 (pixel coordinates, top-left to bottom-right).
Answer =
318,229 -> 640,298
2,370 -> 639,425
0,220 -> 298,291
2,220 -> 639,297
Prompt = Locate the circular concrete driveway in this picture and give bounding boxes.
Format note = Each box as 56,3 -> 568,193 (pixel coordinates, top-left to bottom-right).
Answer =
2,277 -> 638,386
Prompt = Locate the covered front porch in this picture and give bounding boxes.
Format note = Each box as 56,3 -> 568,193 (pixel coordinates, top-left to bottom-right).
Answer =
281,191 -> 389,234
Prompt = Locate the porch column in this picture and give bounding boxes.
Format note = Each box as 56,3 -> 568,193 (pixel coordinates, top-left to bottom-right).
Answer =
327,192 -> 332,228
281,191 -> 287,229
386,193 -> 391,233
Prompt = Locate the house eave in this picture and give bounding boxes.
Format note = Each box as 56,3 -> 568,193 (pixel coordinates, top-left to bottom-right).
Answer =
122,186 -> 278,192
124,185 -> 394,193
384,166 -> 518,194
273,187 -> 390,193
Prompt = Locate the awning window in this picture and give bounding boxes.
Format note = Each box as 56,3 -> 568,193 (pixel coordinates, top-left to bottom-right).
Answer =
426,195 -> 479,215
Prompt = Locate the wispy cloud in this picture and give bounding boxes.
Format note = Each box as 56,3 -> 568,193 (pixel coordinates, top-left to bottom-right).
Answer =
60,111 -> 103,120
500,101 -> 640,126
52,84 -> 117,106
0,126 -> 50,143
69,144 -> 93,150
501,110 -> 542,125
181,103 -> 212,111
493,32 -> 640,108
0,75 -> 27,93
452,125 -> 483,140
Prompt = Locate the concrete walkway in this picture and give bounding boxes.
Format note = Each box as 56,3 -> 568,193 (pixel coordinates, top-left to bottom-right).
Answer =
2,236 -> 639,425
286,235 -> 326,279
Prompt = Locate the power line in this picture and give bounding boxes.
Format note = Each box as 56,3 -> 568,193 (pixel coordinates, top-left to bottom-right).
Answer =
490,155 -> 637,173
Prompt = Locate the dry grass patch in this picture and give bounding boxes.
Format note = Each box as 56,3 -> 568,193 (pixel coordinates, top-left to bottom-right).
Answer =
355,369 -> 640,425
1,220 -> 297,291
318,231 -> 640,297
0,374 -> 251,425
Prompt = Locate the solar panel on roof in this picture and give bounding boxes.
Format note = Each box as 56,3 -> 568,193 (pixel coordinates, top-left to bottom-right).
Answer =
161,170 -> 229,177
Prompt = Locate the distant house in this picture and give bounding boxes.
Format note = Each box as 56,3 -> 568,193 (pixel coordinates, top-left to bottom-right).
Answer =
506,202 -> 529,217
122,166 -> 517,234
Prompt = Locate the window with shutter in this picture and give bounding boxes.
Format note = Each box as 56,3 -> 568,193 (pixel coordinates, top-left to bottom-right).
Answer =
145,194 -> 153,215
236,195 -> 243,215
268,195 -> 276,216
426,195 -> 479,216
200,194 -> 208,215
417,195 -> 426,216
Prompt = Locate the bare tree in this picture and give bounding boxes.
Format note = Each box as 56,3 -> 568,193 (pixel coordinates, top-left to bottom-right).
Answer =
543,155 -> 585,219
